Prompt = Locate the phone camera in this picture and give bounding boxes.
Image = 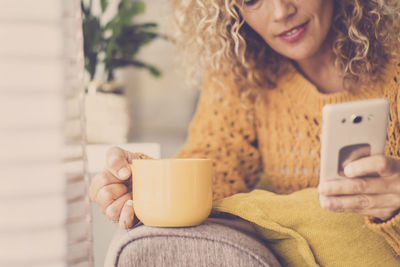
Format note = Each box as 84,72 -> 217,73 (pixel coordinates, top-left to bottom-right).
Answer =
352,115 -> 363,124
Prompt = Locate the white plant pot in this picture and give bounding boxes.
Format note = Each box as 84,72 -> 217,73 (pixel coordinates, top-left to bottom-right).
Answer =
85,81 -> 130,144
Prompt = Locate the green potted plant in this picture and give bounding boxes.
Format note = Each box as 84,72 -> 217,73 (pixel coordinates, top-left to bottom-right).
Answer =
81,0 -> 165,143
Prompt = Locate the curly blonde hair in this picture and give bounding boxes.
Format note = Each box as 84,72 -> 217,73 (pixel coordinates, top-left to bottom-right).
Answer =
168,0 -> 400,91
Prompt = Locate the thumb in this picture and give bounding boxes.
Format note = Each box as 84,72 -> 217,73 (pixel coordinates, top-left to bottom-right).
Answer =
106,146 -> 141,180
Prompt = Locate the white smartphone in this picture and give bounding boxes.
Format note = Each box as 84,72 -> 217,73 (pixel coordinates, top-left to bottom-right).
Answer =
320,98 -> 389,181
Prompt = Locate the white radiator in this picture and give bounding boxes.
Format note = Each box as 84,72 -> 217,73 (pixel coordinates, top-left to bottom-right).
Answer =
0,1 -> 92,266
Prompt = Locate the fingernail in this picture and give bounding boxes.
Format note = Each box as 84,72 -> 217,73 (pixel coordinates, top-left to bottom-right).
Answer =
118,167 -> 130,179
319,196 -> 327,209
120,219 -> 128,229
319,198 -> 325,208
344,165 -> 353,177
126,200 -> 133,206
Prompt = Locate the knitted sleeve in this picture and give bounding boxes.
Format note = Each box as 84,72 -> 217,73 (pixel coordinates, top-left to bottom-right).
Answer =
174,74 -> 262,201
365,62 -> 400,255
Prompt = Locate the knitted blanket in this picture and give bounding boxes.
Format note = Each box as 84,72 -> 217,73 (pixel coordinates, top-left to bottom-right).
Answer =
213,188 -> 400,267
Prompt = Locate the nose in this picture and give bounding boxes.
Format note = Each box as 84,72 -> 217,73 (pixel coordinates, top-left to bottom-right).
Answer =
272,0 -> 296,21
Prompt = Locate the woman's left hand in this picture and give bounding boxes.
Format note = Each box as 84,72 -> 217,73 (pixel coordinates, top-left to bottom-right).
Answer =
318,154 -> 400,221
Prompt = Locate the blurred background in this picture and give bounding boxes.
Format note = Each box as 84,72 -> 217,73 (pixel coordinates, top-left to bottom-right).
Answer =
82,0 -> 200,265
83,0 -> 200,158
1,0 -> 197,266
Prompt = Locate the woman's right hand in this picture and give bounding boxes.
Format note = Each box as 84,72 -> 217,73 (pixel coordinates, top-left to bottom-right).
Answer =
89,146 -> 142,229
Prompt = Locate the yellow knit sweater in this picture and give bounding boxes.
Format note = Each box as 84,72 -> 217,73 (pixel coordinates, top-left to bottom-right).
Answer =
175,61 -> 400,254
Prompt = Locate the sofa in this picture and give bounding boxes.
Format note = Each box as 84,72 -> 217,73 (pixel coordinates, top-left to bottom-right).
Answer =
104,218 -> 281,267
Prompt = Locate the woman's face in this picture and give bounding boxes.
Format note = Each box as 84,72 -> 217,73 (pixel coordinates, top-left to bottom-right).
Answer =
240,0 -> 334,61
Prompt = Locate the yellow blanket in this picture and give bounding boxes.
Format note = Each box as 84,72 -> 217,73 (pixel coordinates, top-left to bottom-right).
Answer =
213,188 -> 399,267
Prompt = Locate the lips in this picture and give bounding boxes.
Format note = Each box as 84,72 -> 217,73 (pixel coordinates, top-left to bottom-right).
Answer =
278,21 -> 308,43
279,21 -> 308,36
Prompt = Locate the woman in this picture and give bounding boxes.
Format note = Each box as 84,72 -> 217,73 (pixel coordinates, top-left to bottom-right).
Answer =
89,0 -> 400,255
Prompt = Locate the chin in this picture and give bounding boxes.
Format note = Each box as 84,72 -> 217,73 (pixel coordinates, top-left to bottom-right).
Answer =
276,45 -> 321,62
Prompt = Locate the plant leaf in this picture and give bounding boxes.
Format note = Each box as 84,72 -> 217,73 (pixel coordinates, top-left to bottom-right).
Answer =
133,22 -> 158,29
129,1 -> 146,16
104,2 -> 146,35
81,1 -> 89,16
100,0 -> 108,13
147,65 -> 162,77
108,58 -> 162,77
84,0 -> 166,81
118,1 -> 145,27
82,15 -> 102,79
116,26 -> 160,48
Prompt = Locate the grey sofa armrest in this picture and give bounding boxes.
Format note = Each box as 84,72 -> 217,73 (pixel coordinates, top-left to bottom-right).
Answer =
104,218 -> 281,267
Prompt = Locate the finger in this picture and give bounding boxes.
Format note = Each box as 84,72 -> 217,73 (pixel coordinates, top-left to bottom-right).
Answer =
105,192 -> 132,222
318,177 -> 393,196
96,183 -> 128,213
89,169 -> 122,201
319,194 -> 400,213
106,146 -> 140,180
342,145 -> 371,168
344,155 -> 398,178
119,199 -> 135,229
320,194 -> 396,220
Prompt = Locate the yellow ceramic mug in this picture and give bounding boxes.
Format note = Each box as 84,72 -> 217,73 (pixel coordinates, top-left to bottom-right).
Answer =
130,158 -> 213,227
